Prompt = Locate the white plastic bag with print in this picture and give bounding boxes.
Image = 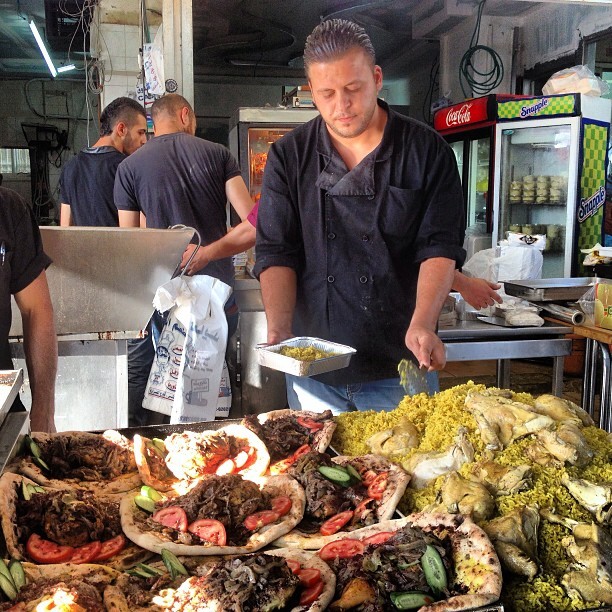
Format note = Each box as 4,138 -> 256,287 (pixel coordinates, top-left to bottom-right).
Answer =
462,246 -> 543,283
142,275 -> 232,423
143,27 -> 165,96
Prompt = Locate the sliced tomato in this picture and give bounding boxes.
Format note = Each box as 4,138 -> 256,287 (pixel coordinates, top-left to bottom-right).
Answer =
26,534 -> 74,564
152,506 -> 188,532
297,417 -> 324,432
367,472 -> 389,500
353,497 -> 375,521
320,510 -> 354,536
94,535 -> 127,562
291,444 -> 311,461
361,469 -> 378,486
299,579 -> 324,606
271,495 -> 292,517
363,531 -> 395,546
286,559 -> 301,575
319,538 -> 365,562
233,450 -> 250,469
297,567 -> 321,588
215,458 -> 236,476
70,541 -> 102,564
244,510 -> 280,531
187,519 -> 227,546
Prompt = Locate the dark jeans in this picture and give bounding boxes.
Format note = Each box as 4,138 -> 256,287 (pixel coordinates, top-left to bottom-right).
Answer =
127,296 -> 239,428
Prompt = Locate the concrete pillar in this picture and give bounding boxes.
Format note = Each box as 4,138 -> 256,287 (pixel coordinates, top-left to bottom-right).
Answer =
163,0 -> 194,106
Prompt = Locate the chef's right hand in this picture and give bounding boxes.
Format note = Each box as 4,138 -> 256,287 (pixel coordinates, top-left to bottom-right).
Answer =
405,325 -> 446,372
267,328 -> 294,345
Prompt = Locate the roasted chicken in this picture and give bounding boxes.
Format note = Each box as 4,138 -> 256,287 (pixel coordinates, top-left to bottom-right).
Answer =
561,475 -> 612,525
531,394 -> 594,427
527,423 -> 593,468
366,417 -> 420,458
470,460 -> 533,496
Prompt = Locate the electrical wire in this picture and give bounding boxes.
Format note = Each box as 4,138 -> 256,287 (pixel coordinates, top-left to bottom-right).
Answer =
459,0 -> 504,98
422,53 -> 440,125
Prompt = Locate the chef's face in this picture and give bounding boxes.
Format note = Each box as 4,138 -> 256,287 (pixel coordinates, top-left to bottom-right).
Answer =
308,47 -> 383,140
122,115 -> 148,155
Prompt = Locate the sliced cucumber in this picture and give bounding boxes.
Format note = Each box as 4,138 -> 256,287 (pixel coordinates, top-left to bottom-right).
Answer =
0,559 -> 14,588
21,480 -> 31,501
141,485 -> 164,502
421,545 -> 447,595
390,591 -> 435,610
0,573 -> 17,601
137,562 -> 166,576
134,495 -> 156,514
345,464 -> 362,483
151,438 -> 167,454
32,456 -> 50,472
126,567 -> 156,579
161,549 -> 188,579
8,561 -> 25,590
24,435 -> 42,459
317,465 -> 351,487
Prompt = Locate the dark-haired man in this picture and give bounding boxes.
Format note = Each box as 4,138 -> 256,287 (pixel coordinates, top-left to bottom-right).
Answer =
254,20 -> 467,414
59,96 -> 147,226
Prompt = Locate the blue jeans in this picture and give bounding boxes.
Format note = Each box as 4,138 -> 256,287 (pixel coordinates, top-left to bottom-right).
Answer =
285,371 -> 440,415
127,296 -> 239,427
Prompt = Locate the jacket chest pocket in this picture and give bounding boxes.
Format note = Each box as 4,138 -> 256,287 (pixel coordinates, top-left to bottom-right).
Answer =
379,186 -> 424,240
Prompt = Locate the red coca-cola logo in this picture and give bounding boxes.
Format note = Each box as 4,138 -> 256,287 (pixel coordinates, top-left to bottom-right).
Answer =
445,103 -> 472,127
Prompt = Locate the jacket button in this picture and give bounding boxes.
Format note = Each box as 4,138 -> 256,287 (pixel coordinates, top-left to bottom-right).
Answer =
368,194 -> 375,200
328,232 -> 336,240
361,234 -> 369,241
327,275 -> 335,283
359,275 -> 368,284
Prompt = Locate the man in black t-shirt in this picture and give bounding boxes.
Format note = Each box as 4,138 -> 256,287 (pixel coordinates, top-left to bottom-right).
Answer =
0,187 -> 57,432
59,97 -> 147,227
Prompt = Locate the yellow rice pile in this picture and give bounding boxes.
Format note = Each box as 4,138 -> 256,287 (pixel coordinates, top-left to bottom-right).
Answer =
331,382 -> 612,612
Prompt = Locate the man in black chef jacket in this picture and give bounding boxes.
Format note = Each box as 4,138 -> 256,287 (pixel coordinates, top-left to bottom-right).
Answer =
0,187 -> 56,432
254,19 -> 467,414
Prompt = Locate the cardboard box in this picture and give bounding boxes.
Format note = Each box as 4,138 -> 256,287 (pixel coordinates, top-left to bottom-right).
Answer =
594,282 -> 612,330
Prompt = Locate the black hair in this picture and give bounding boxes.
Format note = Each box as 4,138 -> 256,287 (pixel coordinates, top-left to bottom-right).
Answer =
99,97 -> 146,136
303,19 -> 376,74
150,94 -> 193,122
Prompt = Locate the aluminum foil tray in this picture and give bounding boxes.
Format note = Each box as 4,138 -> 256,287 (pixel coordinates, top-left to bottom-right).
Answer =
257,337 -> 356,377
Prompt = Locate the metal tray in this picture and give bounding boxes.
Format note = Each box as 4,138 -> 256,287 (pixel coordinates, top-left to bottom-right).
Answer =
257,337 -> 356,377
0,370 -> 23,428
504,277 -> 606,302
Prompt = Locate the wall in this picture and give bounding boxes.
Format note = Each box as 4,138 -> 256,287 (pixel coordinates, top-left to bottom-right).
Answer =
0,78 -> 95,214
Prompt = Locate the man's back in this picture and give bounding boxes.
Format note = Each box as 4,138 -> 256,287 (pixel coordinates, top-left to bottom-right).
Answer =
60,147 -> 125,226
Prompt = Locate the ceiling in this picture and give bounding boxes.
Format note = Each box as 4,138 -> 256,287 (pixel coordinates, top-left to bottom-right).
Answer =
0,0 -> 602,81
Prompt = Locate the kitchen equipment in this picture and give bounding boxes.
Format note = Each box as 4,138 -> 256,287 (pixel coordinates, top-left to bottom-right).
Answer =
0,369 -> 23,427
477,315 -> 525,327
504,277 -> 604,302
398,359 -> 430,395
257,337 -> 356,377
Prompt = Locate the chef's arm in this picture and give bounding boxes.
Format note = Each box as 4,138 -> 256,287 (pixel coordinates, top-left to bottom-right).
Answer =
14,271 -> 57,433
452,272 -> 501,310
118,210 -> 140,227
59,204 -> 72,227
260,266 -> 296,344
405,257 -> 455,371
226,176 -> 254,221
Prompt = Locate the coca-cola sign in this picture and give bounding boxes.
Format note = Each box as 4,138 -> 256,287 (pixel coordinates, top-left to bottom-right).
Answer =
434,96 -> 491,132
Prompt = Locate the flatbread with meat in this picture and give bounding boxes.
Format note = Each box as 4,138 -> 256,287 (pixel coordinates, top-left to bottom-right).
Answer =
103,548 -> 335,612
0,562 -> 122,611
273,451 -> 410,549
8,430 -> 141,495
319,512 -> 502,612
0,472 -> 151,571
133,424 -> 270,492
242,409 -> 336,472
120,473 -> 306,556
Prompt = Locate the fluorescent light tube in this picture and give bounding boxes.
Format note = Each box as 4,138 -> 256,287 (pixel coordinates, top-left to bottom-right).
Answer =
29,20 -> 57,77
57,64 -> 76,73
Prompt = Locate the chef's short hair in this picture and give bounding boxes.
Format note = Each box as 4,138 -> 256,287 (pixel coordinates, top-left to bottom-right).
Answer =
99,97 -> 146,136
303,19 -> 376,74
151,94 -> 194,121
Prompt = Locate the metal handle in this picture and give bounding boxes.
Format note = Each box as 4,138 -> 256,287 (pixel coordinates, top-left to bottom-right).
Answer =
169,224 -> 201,278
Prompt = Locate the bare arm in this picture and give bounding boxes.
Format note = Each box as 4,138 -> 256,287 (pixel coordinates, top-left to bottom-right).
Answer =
118,210 -> 140,227
225,175 -> 254,221
259,266 -> 297,344
452,272 -> 501,310
14,271 -> 57,433
59,203 -> 72,227
181,220 -> 256,275
405,257 -> 455,371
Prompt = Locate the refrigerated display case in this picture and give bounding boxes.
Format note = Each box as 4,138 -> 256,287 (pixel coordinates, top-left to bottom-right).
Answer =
436,94 -> 612,278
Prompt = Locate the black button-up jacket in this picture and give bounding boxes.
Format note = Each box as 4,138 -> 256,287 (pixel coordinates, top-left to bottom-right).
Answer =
254,101 -> 466,385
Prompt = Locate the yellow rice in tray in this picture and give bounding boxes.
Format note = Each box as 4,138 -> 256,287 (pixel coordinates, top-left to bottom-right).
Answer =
331,382 -> 612,612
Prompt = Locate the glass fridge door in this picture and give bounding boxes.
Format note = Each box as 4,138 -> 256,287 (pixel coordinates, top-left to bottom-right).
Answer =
496,120 -> 579,278
467,137 -> 490,231
247,127 -> 292,204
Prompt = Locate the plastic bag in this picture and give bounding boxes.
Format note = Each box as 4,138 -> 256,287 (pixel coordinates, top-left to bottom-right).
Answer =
143,275 -> 232,423
542,65 -> 610,97
143,27 -> 165,96
462,246 -> 543,283
577,285 -> 596,326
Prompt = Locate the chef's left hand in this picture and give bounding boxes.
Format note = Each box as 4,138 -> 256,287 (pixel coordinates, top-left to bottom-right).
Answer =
405,325 -> 446,371
181,244 -> 210,276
